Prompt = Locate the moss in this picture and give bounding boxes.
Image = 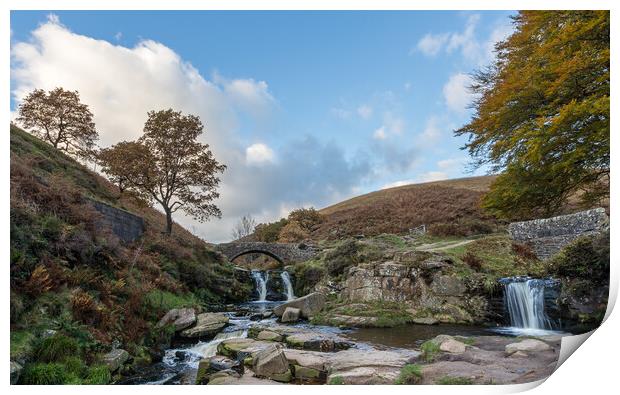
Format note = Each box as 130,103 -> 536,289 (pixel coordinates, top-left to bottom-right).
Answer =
395,364 -> 423,384
144,289 -> 201,313
34,334 -> 80,363
420,340 -> 441,362
270,370 -> 293,383
328,376 -> 345,385
437,376 -> 473,385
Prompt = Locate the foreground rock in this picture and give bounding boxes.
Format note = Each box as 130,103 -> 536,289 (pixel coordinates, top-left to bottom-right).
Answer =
505,339 -> 552,355
180,313 -> 229,338
281,307 -> 301,323
196,355 -> 244,384
10,361 -> 22,384
273,292 -> 326,319
102,349 -> 129,372
326,349 -> 419,384
156,308 -> 196,331
249,324 -> 353,352
253,344 -> 292,382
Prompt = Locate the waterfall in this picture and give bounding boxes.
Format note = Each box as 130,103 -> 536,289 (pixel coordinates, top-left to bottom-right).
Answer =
281,271 -> 295,301
501,277 -> 556,330
251,270 -> 268,302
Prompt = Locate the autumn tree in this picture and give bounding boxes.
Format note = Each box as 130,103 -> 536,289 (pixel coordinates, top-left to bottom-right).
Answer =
17,87 -> 98,159
456,11 -> 609,219
231,214 -> 257,240
100,109 -> 226,235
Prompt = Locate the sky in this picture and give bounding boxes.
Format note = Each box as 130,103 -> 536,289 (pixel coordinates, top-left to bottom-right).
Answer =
10,10 -> 516,242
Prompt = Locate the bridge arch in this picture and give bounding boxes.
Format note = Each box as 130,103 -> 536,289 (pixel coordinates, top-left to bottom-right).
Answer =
217,242 -> 319,265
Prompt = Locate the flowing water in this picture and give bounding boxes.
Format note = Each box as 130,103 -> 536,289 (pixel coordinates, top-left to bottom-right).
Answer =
281,271 -> 295,301
495,277 -> 563,336
251,270 -> 268,301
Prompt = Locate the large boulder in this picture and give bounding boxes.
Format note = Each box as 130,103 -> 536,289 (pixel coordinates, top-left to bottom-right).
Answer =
505,339 -> 552,355
180,313 -> 229,338
102,349 -> 129,372
256,330 -> 284,342
439,338 -> 467,354
326,349 -> 419,384
196,356 -> 243,384
156,308 -> 196,331
281,307 -> 301,323
273,292 -> 326,319
342,263 -> 419,303
253,344 -> 291,382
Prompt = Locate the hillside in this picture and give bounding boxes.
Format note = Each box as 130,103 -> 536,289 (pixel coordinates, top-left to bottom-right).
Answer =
10,124 -> 250,384
312,176 -> 503,240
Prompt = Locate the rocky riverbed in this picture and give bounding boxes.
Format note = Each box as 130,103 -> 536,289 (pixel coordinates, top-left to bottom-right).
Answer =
118,296 -> 562,385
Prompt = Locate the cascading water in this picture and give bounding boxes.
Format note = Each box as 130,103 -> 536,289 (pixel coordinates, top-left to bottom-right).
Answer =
500,277 -> 559,332
251,270 -> 268,302
281,271 -> 295,301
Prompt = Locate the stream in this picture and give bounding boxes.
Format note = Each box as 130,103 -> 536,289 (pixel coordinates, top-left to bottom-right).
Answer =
120,273 -> 565,385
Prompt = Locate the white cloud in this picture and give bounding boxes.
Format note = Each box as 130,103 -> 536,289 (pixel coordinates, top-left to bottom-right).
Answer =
373,127 -> 387,140
421,116 -> 443,141
442,73 -> 475,113
437,157 -> 466,171
245,143 -> 275,165
357,105 -> 373,119
11,17 -> 371,243
416,33 -> 449,56
381,179 -> 416,189
418,171 -> 448,182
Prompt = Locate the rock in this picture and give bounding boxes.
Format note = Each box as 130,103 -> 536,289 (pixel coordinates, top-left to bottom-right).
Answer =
439,339 -> 467,354
253,344 -> 291,380
293,365 -> 322,380
281,307 -> 301,323
273,292 -> 326,319
249,313 -> 263,321
284,349 -> 328,371
505,339 -> 552,355
412,317 -> 439,325
262,311 -> 273,318
196,356 -> 244,383
510,351 -> 529,358
325,314 -> 378,327
257,330 -> 284,342
180,313 -> 228,338
217,338 -> 258,358
10,361 -> 22,384
430,275 -> 466,296
156,308 -> 196,331
42,329 -> 58,339
102,349 -> 129,372
326,349 -> 419,384
342,263 -> 420,303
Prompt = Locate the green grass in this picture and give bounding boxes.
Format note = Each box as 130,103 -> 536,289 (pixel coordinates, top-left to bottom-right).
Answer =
328,376 -> 345,385
144,289 -> 201,313
10,330 -> 34,361
395,364 -> 423,384
437,376 -> 473,385
34,334 -> 81,363
83,365 -> 112,384
20,362 -> 70,385
421,340 -> 441,362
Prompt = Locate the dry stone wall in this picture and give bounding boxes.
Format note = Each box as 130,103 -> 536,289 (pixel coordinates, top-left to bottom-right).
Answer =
90,199 -> 145,243
508,208 -> 609,260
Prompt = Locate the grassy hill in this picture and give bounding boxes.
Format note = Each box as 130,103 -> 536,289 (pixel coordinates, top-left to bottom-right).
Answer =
10,124 -> 249,384
312,176 -> 503,240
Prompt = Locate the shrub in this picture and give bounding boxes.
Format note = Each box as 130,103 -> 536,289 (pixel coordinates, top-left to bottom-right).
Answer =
548,233 -> 609,282
395,364 -> 422,384
278,221 -> 309,242
511,242 -> 538,260
34,334 -> 80,363
20,362 -> 70,384
292,261 -> 326,295
254,219 -> 288,242
420,340 -> 440,362
83,365 -> 111,384
325,240 -> 359,277
287,208 -> 324,232
462,252 -> 483,270
328,376 -> 344,385
437,376 -> 473,385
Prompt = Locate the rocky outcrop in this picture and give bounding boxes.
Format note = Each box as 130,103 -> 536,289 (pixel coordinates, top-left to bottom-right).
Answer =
326,349 -> 419,384
102,349 -> 129,372
343,262 -> 417,302
156,308 -> 196,331
509,208 -> 609,260
248,324 -> 353,352
273,292 -> 326,319
180,313 -> 228,338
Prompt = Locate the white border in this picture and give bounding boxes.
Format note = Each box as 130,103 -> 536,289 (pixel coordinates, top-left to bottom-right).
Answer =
3,2 -> 617,395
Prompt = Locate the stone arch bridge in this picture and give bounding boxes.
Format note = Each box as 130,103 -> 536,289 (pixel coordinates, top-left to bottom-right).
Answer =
216,242 -> 319,265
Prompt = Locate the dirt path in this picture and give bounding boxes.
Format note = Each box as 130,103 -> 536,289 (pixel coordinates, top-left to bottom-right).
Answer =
415,239 -> 475,252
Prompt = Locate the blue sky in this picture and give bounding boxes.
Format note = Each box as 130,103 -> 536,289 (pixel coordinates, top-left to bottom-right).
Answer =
10,10 -> 515,242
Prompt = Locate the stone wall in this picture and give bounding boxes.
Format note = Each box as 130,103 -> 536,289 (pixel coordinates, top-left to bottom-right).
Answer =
508,208 -> 609,260
90,199 -> 145,243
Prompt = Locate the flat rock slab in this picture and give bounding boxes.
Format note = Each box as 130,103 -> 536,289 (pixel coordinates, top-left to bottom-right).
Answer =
326,349 -> 419,385
284,349 -> 328,371
102,349 -> 129,372
180,313 -> 229,338
157,308 -> 196,331
505,339 -> 552,354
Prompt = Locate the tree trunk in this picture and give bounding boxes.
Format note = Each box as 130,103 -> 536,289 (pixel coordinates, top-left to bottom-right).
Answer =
165,209 -> 173,235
